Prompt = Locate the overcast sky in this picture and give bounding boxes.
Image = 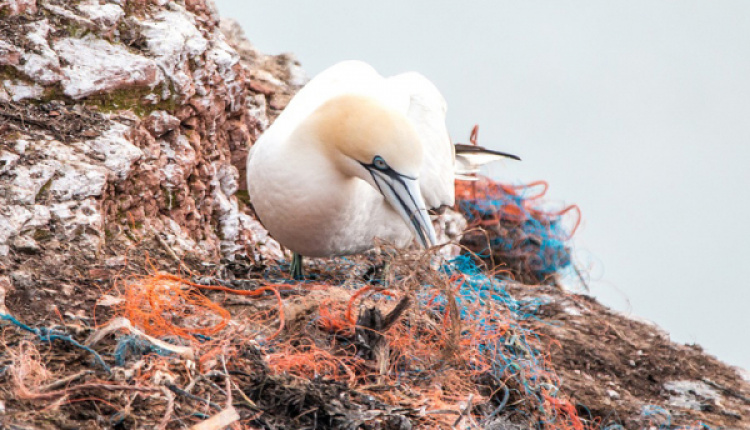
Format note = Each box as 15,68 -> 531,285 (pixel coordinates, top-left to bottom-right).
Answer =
214,1 -> 750,371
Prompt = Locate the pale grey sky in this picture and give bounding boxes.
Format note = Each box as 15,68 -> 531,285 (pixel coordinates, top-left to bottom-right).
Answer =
215,1 -> 750,370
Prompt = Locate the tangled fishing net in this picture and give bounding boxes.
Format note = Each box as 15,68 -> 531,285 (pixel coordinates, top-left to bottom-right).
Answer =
456,178 -> 581,286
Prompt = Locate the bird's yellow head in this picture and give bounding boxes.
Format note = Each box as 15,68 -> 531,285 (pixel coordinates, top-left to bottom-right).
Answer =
304,94 -> 424,179
293,93 -> 436,248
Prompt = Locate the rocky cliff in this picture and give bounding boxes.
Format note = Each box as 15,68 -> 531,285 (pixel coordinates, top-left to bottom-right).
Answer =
1,1 -> 748,430
0,0 -> 295,272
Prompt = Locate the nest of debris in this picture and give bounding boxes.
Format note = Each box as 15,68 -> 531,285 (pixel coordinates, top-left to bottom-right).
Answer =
1,177 -> 748,430
0,250 -> 579,429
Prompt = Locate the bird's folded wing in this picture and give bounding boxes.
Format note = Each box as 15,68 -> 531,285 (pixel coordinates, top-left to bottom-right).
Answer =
386,72 -> 455,209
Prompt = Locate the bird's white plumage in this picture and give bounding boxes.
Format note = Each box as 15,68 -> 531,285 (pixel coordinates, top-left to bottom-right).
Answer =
260,61 -> 407,147
247,61 -> 455,257
386,72 -> 455,209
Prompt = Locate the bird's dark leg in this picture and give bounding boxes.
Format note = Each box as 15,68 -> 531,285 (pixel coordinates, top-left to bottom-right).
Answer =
290,252 -> 304,280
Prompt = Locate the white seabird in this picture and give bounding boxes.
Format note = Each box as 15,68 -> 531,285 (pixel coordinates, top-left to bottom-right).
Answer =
247,61 -> 518,277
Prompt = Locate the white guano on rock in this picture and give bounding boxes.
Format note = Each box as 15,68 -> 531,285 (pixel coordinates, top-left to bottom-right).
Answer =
140,9 -> 209,100
54,35 -> 162,99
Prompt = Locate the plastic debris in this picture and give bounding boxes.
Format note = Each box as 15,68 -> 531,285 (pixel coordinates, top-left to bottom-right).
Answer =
189,406 -> 240,430
1,313 -> 110,372
456,177 -> 580,285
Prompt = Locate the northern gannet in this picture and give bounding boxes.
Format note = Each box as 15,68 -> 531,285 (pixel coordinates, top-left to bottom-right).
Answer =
247,61 -> 518,278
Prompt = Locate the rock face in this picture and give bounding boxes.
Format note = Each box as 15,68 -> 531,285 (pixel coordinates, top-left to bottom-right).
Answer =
0,0 -> 298,270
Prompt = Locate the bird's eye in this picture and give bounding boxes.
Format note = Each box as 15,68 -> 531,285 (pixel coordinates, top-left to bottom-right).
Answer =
373,156 -> 388,170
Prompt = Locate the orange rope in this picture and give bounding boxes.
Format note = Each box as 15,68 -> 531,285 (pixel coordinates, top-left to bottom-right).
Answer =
157,274 -> 286,340
455,175 -> 582,240
469,124 -> 479,145
118,273 -> 285,341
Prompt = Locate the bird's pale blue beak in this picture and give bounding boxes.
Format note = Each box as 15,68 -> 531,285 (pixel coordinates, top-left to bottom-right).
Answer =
367,169 -> 437,249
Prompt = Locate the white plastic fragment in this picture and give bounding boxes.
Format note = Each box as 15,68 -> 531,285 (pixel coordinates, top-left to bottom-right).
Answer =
189,407 -> 240,430
95,295 -> 126,307
86,317 -> 196,361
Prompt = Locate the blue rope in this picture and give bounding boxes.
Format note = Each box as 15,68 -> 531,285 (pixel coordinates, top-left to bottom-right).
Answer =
457,187 -> 574,279
642,405 -> 672,428
409,258 -> 565,418
1,313 -> 110,372
641,405 -> 714,429
114,335 -> 179,365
